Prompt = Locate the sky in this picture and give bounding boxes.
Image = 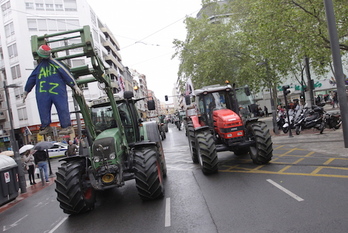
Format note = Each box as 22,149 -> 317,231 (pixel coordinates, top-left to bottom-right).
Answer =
86,0 -> 203,103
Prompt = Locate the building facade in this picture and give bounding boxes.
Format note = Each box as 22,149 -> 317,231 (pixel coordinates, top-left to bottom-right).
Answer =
0,0 -> 130,149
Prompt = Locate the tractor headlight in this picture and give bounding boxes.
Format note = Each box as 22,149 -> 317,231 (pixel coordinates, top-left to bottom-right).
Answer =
94,156 -> 100,163
109,152 -> 116,160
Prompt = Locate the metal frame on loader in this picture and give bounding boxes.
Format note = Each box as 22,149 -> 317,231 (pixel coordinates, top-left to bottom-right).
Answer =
184,82 -> 273,175
31,26 -> 166,214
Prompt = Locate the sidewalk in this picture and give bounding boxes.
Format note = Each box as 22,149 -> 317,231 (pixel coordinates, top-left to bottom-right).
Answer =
261,105 -> 347,157
272,128 -> 348,157
0,176 -> 55,213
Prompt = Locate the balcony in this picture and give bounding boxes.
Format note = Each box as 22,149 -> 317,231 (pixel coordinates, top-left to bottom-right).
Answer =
0,110 -> 7,121
102,40 -> 122,59
104,54 -> 124,71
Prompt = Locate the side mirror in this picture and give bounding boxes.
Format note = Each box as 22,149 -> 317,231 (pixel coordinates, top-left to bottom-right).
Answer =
147,99 -> 155,110
185,95 -> 191,105
124,91 -> 134,99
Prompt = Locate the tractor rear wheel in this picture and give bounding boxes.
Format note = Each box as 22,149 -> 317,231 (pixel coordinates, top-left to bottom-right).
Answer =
247,121 -> 273,164
55,160 -> 96,215
187,122 -> 199,163
196,130 -> 218,174
134,146 -> 164,200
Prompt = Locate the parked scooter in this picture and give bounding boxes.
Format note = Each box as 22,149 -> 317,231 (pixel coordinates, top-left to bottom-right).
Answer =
294,105 -> 325,135
323,111 -> 342,130
282,108 -> 297,133
276,112 -> 286,133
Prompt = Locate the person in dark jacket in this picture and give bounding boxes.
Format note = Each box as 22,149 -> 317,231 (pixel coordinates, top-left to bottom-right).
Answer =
33,150 -> 49,182
67,140 -> 78,157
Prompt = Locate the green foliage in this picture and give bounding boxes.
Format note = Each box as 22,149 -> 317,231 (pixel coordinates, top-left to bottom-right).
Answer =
174,0 -> 348,91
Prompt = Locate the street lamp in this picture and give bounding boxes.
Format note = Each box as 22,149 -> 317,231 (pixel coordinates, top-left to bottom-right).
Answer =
3,80 -> 27,193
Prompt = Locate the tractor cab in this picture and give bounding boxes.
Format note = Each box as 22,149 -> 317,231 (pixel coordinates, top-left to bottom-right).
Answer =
193,84 -> 253,128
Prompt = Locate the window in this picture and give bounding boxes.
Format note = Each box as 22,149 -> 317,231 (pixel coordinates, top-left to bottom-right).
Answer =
1,1 -> 11,12
55,4 -> 63,11
46,4 -> 54,11
14,86 -> 24,99
37,19 -> 47,31
47,19 -> 57,31
25,2 -> 34,9
8,44 -> 18,58
57,19 -> 66,31
64,0 -> 77,11
18,108 -> 28,121
66,19 -> 79,30
11,64 -> 21,79
35,3 -> 44,10
27,19 -> 37,31
4,22 -> 14,37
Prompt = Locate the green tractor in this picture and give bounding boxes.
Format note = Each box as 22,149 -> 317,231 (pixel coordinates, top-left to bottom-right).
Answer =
31,26 -> 166,214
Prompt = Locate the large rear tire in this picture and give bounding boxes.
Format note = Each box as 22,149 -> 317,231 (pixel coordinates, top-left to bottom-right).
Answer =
247,121 -> 273,165
187,122 -> 199,163
196,130 -> 218,174
134,146 -> 164,200
55,160 -> 96,215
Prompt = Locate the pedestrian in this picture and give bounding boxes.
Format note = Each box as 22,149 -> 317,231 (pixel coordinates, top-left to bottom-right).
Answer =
73,135 -> 79,145
33,149 -> 49,183
67,140 -> 78,157
23,45 -> 83,135
264,106 -> 269,117
332,91 -> 339,108
23,150 -> 36,185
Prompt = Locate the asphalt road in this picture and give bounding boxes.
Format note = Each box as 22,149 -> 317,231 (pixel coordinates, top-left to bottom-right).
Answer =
1,123 -> 348,233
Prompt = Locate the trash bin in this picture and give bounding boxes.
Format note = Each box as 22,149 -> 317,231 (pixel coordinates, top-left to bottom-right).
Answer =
0,154 -> 20,206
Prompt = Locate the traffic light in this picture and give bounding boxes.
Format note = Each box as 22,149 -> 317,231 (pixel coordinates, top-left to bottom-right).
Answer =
165,95 -> 168,101
282,85 -> 291,96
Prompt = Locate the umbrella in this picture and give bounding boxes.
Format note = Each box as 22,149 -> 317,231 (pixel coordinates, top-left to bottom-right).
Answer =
19,144 -> 34,154
0,151 -> 14,156
34,141 -> 54,151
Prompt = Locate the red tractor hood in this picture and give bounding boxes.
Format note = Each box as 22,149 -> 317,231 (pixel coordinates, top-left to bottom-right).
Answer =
213,109 -> 241,122
212,109 -> 244,139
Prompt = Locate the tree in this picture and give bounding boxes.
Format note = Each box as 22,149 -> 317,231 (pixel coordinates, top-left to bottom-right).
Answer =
174,0 -> 348,91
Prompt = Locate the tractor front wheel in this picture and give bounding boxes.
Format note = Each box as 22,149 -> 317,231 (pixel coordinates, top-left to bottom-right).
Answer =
55,160 -> 96,215
134,146 -> 164,200
187,122 -> 199,163
196,130 -> 218,174
247,121 -> 273,165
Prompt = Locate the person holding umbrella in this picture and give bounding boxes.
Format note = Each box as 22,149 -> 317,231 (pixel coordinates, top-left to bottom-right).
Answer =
23,149 -> 36,185
33,149 -> 49,183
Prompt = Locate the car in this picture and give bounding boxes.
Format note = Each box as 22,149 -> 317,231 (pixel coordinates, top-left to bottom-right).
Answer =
47,142 -> 69,158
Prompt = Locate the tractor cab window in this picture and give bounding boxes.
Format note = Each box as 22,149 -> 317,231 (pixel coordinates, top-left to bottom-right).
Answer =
117,102 -> 135,143
117,103 -> 132,126
91,105 -> 116,133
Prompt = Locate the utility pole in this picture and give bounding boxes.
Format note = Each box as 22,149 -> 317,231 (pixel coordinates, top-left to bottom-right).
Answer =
4,81 -> 27,193
324,0 -> 348,148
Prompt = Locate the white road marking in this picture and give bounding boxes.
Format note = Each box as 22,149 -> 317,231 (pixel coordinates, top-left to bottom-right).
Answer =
3,215 -> 28,231
48,216 -> 68,233
267,179 -> 304,202
165,197 -> 171,227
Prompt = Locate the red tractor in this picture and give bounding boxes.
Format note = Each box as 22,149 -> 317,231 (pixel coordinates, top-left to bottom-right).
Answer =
184,83 -> 273,174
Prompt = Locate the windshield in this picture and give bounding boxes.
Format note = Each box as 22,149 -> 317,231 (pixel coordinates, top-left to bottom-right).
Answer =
91,105 -> 116,132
